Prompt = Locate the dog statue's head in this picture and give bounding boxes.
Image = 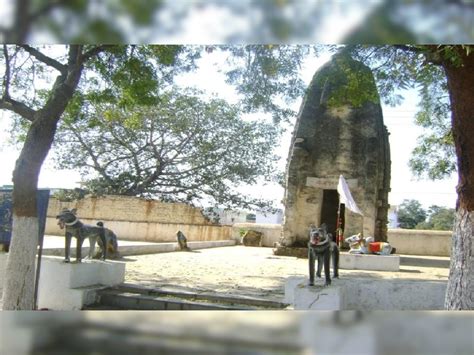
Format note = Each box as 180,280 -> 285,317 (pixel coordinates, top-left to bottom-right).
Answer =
56,208 -> 78,229
345,233 -> 362,247
309,223 -> 330,246
345,234 -> 374,248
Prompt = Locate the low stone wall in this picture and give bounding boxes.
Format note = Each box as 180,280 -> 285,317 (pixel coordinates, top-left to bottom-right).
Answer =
387,229 -> 452,257
231,223 -> 282,247
46,196 -> 231,243
229,225 -> 452,257
46,218 -> 232,243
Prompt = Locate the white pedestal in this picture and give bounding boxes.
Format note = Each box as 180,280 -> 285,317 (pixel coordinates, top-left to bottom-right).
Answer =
37,256 -> 125,310
286,276 -> 343,310
339,252 -> 400,271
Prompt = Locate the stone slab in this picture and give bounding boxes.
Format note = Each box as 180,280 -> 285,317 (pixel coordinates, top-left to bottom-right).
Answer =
285,276 -> 447,310
37,256 -> 125,310
285,276 -> 343,310
339,252 -> 400,271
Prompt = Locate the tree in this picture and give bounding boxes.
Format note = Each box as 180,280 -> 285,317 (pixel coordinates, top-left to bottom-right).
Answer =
53,88 -> 280,210
397,199 -> 427,229
416,205 -> 455,231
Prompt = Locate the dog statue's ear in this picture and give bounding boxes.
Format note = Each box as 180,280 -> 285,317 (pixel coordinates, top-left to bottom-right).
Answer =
71,208 -> 77,215
320,223 -> 327,231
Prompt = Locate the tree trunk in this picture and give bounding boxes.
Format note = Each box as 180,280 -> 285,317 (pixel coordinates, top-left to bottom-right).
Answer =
1,117 -> 62,309
443,48 -> 474,310
1,46 -> 84,309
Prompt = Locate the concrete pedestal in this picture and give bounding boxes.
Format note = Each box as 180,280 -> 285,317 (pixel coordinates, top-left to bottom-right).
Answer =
285,276 -> 343,310
285,276 -> 447,310
37,256 -> 125,310
339,252 -> 400,271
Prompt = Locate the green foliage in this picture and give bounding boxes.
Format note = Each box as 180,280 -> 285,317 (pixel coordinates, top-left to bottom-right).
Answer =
223,45 -> 313,123
53,87 -> 281,210
397,199 -> 427,229
52,188 -> 87,202
29,0 -> 163,43
416,205 -> 455,231
346,45 -> 460,180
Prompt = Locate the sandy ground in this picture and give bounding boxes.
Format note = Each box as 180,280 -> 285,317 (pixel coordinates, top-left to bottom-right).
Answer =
121,245 -> 450,301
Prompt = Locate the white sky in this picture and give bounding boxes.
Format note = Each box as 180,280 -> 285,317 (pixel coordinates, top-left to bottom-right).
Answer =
0,49 -> 458,210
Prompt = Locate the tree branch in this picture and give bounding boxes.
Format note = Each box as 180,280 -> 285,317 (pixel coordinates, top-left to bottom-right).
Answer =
20,45 -> 67,74
0,97 -> 37,121
80,45 -> 111,63
2,45 -> 11,99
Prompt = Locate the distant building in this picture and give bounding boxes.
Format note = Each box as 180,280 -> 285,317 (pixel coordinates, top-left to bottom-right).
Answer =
388,205 -> 399,228
215,208 -> 283,225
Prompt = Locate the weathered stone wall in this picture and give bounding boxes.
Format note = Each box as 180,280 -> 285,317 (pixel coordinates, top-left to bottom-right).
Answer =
231,222 -> 452,257
282,53 -> 390,246
232,223 -> 283,247
387,229 -> 452,257
46,196 -> 232,242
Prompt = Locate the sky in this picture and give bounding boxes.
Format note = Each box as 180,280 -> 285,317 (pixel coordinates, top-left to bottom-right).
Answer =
0,49 -> 458,210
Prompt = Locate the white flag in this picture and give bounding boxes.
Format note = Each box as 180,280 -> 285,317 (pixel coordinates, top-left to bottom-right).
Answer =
337,175 -> 363,215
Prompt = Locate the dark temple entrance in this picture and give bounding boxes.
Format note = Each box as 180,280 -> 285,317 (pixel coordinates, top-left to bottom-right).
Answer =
320,189 -> 339,237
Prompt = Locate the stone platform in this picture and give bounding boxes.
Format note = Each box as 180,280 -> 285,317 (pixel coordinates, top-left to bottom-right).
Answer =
37,256 -> 125,310
285,276 -> 447,310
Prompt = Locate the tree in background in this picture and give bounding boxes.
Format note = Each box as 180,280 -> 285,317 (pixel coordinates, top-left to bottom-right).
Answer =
54,88 -> 280,210
397,199 -> 427,229
416,205 -> 455,231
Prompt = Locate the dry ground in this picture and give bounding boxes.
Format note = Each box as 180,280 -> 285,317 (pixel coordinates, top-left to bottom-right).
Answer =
121,245 -> 450,301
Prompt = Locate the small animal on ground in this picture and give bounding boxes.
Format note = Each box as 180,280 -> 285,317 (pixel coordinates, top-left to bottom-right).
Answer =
56,208 -> 109,262
308,223 -> 339,286
176,230 -> 191,251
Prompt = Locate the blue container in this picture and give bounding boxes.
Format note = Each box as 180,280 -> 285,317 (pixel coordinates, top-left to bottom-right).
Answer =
0,188 -> 50,249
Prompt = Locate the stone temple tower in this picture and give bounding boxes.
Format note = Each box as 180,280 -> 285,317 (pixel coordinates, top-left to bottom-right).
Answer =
279,52 -> 391,249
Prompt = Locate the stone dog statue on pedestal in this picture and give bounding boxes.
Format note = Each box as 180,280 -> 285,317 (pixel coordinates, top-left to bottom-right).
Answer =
308,223 -> 339,286
56,208 -> 119,262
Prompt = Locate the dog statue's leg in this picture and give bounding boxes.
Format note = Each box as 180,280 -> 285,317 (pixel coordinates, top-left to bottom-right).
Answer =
65,232 -> 72,263
323,248 -> 331,286
76,235 -> 83,262
88,236 -> 96,259
333,245 -> 340,278
99,230 -> 107,260
316,253 -> 323,278
308,248 -> 315,286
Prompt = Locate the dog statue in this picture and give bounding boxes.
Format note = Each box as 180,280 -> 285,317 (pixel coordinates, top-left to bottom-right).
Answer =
176,230 -> 190,251
95,221 -> 120,259
308,223 -> 339,286
345,233 -> 394,255
56,208 -> 109,262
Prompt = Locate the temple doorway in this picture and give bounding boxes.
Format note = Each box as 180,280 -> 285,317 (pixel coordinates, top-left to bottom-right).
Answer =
320,189 -> 339,238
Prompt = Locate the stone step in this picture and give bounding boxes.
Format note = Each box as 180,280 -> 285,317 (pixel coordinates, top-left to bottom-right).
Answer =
88,283 -> 289,310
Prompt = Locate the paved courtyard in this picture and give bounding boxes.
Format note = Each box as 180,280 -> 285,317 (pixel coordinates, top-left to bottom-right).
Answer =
120,245 -> 450,302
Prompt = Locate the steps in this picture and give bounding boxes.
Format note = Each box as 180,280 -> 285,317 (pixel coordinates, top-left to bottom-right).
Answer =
86,283 -> 289,310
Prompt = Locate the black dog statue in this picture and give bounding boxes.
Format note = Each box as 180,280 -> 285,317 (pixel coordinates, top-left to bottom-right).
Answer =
95,221 -> 120,259
308,223 -> 339,286
56,208 -> 109,262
